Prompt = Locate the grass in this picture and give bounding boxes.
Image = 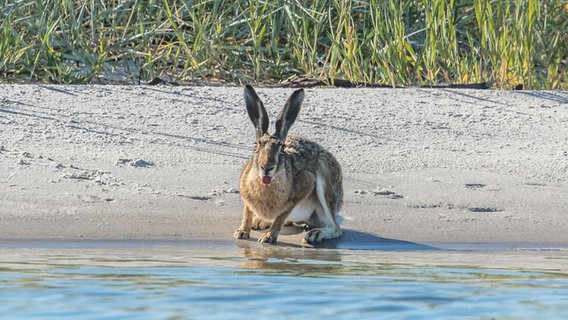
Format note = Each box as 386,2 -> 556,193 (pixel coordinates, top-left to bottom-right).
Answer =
0,0 -> 566,89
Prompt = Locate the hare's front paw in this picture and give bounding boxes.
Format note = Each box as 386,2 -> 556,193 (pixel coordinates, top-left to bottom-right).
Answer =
258,231 -> 278,244
252,217 -> 271,230
234,229 -> 250,240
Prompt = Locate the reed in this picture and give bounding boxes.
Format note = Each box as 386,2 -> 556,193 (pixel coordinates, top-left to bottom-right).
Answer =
0,0 -> 566,89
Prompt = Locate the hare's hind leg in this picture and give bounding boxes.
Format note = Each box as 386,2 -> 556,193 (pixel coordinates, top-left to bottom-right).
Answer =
304,174 -> 341,244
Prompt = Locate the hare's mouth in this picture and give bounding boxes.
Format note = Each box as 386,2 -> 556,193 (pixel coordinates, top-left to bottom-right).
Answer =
261,175 -> 273,185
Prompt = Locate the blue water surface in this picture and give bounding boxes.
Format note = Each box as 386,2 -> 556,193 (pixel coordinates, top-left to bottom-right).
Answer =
0,243 -> 567,319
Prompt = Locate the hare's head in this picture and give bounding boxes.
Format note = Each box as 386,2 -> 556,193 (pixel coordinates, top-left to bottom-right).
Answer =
244,85 -> 304,185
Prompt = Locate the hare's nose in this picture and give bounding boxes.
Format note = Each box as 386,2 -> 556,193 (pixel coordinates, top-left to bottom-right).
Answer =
261,166 -> 274,173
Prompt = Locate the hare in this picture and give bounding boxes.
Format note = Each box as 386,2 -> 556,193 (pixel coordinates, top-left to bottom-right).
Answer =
234,85 -> 343,244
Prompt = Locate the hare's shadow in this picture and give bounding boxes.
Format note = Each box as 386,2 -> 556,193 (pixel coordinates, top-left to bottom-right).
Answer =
236,228 -> 435,271
248,226 -> 435,251
313,229 -> 435,250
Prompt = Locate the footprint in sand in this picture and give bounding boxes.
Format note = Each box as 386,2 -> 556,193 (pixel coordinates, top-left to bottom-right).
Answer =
465,183 -> 486,189
355,189 -> 404,199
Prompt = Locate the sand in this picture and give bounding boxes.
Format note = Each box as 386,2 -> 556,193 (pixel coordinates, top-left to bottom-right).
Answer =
1,85 -> 567,249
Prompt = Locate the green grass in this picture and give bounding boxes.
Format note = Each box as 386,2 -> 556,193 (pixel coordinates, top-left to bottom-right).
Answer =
0,0 -> 566,89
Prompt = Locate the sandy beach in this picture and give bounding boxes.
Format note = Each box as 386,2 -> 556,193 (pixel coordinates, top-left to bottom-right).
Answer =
1,85 -> 567,249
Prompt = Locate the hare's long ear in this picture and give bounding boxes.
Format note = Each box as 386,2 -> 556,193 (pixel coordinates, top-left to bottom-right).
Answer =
274,89 -> 304,140
244,85 -> 269,139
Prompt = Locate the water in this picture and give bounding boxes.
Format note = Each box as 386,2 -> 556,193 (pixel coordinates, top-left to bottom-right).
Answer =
1,242 -> 567,319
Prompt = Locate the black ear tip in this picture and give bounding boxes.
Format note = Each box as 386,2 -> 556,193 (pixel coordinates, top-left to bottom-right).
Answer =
244,85 -> 259,99
291,88 -> 305,102
244,84 -> 256,94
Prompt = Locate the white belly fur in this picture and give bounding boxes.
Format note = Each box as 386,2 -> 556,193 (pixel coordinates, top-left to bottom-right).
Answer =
286,196 -> 322,223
